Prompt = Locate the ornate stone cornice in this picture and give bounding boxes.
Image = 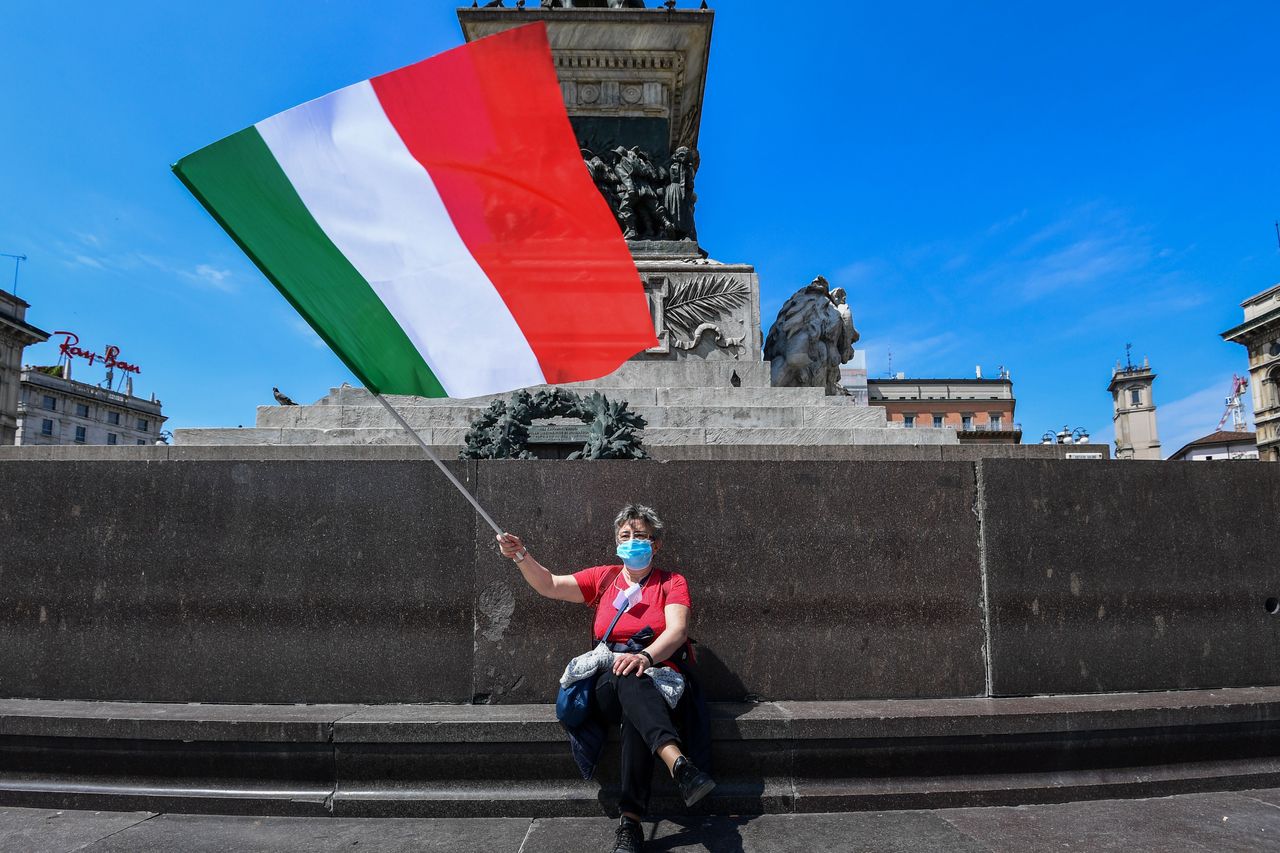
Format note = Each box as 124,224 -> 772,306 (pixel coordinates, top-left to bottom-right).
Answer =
556,49 -> 682,121
458,7 -> 713,152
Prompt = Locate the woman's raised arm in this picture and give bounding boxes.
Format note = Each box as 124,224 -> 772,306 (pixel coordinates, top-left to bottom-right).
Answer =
496,532 -> 585,603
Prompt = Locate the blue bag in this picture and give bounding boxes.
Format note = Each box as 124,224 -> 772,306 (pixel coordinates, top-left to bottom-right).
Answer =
556,575 -> 635,728
556,676 -> 595,727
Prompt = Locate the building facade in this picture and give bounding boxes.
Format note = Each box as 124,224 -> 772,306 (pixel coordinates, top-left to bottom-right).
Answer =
867,371 -> 1021,444
1221,283 -> 1280,463
1108,358 -> 1161,460
16,367 -> 166,446
837,351 -> 869,406
0,291 -> 50,445
1168,430 -> 1259,462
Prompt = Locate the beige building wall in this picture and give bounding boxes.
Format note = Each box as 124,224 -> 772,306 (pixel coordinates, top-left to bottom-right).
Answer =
1109,361 -> 1161,461
16,368 -> 166,447
0,291 -> 50,446
1222,283 -> 1280,463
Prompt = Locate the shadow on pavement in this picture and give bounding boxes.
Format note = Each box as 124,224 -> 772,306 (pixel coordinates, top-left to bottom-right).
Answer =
647,815 -> 759,852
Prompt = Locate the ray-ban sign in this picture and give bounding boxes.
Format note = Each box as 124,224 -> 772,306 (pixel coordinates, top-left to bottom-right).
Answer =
53,331 -> 142,375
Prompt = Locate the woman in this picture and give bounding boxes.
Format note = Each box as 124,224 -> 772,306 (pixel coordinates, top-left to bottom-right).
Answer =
496,504 -> 715,853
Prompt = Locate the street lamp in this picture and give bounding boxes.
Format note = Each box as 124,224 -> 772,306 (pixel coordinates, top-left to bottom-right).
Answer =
1044,426 -> 1090,445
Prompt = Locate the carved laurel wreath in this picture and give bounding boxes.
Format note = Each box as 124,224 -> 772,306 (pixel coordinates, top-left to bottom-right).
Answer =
663,274 -> 749,340
460,388 -> 649,461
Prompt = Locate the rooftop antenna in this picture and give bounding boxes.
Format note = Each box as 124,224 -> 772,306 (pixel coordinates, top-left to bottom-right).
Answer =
1274,221 -> 1279,250
1124,342 -> 1134,371
886,348 -> 894,378
0,252 -> 26,297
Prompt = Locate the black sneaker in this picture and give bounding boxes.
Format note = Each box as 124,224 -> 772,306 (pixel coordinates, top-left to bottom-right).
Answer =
612,816 -> 644,853
673,755 -> 716,807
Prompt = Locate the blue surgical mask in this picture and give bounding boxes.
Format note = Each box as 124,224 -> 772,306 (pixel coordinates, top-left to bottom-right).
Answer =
616,538 -> 653,570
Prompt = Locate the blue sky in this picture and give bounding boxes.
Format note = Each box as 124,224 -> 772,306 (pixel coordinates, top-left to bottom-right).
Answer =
3,1 -> 1277,455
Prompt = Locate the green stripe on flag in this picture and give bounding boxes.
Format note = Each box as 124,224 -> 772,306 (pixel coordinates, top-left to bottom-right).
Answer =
173,127 -> 447,398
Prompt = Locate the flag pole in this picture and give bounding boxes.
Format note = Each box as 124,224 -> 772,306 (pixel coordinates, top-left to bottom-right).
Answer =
372,392 -> 504,536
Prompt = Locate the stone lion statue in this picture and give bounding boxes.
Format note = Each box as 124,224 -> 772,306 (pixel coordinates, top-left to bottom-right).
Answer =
763,276 -> 859,395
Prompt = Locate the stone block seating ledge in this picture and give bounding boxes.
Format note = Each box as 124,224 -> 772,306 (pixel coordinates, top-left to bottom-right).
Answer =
1,453 -> 1277,817
2,690 -> 1280,818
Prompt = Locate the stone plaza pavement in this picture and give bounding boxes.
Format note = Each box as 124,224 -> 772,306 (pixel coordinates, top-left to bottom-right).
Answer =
5,789 -> 1280,853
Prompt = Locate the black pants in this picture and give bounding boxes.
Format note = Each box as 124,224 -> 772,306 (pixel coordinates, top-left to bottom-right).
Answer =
594,668 -> 681,816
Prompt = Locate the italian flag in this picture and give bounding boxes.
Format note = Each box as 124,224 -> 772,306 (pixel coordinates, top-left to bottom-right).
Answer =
174,23 -> 658,399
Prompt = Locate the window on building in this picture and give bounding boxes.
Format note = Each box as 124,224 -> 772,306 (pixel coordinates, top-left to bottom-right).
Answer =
933,415 -> 944,428
1130,388 -> 1141,406
961,414 -> 974,430
137,418 -> 149,432
989,413 -> 1003,430
903,414 -> 915,428
107,433 -> 118,445
76,403 -> 90,418
41,419 -> 53,436
107,411 -> 120,425
136,439 -> 146,445
42,395 -> 56,411
74,426 -> 86,443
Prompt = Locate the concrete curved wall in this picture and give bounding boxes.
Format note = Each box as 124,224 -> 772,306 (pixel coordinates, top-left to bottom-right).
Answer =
0,451 -> 1276,703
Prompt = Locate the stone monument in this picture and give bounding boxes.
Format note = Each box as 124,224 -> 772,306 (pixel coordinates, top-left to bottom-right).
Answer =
763,276 -> 860,396
176,4 -> 955,456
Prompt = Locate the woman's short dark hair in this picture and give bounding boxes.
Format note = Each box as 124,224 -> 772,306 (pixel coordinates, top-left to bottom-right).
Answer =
613,504 -> 665,541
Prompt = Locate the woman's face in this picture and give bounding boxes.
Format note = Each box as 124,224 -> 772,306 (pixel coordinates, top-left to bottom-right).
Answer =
615,519 -> 661,554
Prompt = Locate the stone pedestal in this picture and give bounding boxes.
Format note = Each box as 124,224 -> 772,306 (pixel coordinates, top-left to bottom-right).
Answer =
634,258 -> 761,364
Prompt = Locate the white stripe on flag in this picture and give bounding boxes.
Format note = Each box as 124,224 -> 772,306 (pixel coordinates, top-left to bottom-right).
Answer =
256,80 -> 546,398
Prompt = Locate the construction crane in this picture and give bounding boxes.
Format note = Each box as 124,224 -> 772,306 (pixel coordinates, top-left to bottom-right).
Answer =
1216,374 -> 1249,432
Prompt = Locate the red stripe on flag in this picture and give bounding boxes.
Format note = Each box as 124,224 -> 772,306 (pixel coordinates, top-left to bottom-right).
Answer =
370,23 -> 658,384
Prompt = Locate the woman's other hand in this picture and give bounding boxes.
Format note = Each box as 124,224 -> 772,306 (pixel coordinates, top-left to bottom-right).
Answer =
613,653 -> 649,677
496,532 -> 523,559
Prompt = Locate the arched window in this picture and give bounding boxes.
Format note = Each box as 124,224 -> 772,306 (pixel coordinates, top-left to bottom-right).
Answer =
1269,368 -> 1280,410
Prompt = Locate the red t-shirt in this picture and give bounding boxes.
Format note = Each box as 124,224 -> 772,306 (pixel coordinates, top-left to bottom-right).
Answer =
573,564 -> 692,644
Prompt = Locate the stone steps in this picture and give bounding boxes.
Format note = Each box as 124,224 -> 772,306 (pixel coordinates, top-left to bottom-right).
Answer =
562,360 -> 774,390
321,384 -> 841,408
217,357 -> 919,450
182,368 -> 958,449
255,403 -> 890,431
2,689 -> 1278,817
4,444 -> 1100,462
177,424 -> 953,448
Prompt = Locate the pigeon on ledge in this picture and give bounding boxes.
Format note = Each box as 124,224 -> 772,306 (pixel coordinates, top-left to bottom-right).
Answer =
272,387 -> 298,406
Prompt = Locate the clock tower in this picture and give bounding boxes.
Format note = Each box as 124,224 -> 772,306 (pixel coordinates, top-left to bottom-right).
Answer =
1109,348 -> 1162,461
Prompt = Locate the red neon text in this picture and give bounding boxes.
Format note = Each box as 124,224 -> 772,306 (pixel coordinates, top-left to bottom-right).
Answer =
53,331 -> 142,375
